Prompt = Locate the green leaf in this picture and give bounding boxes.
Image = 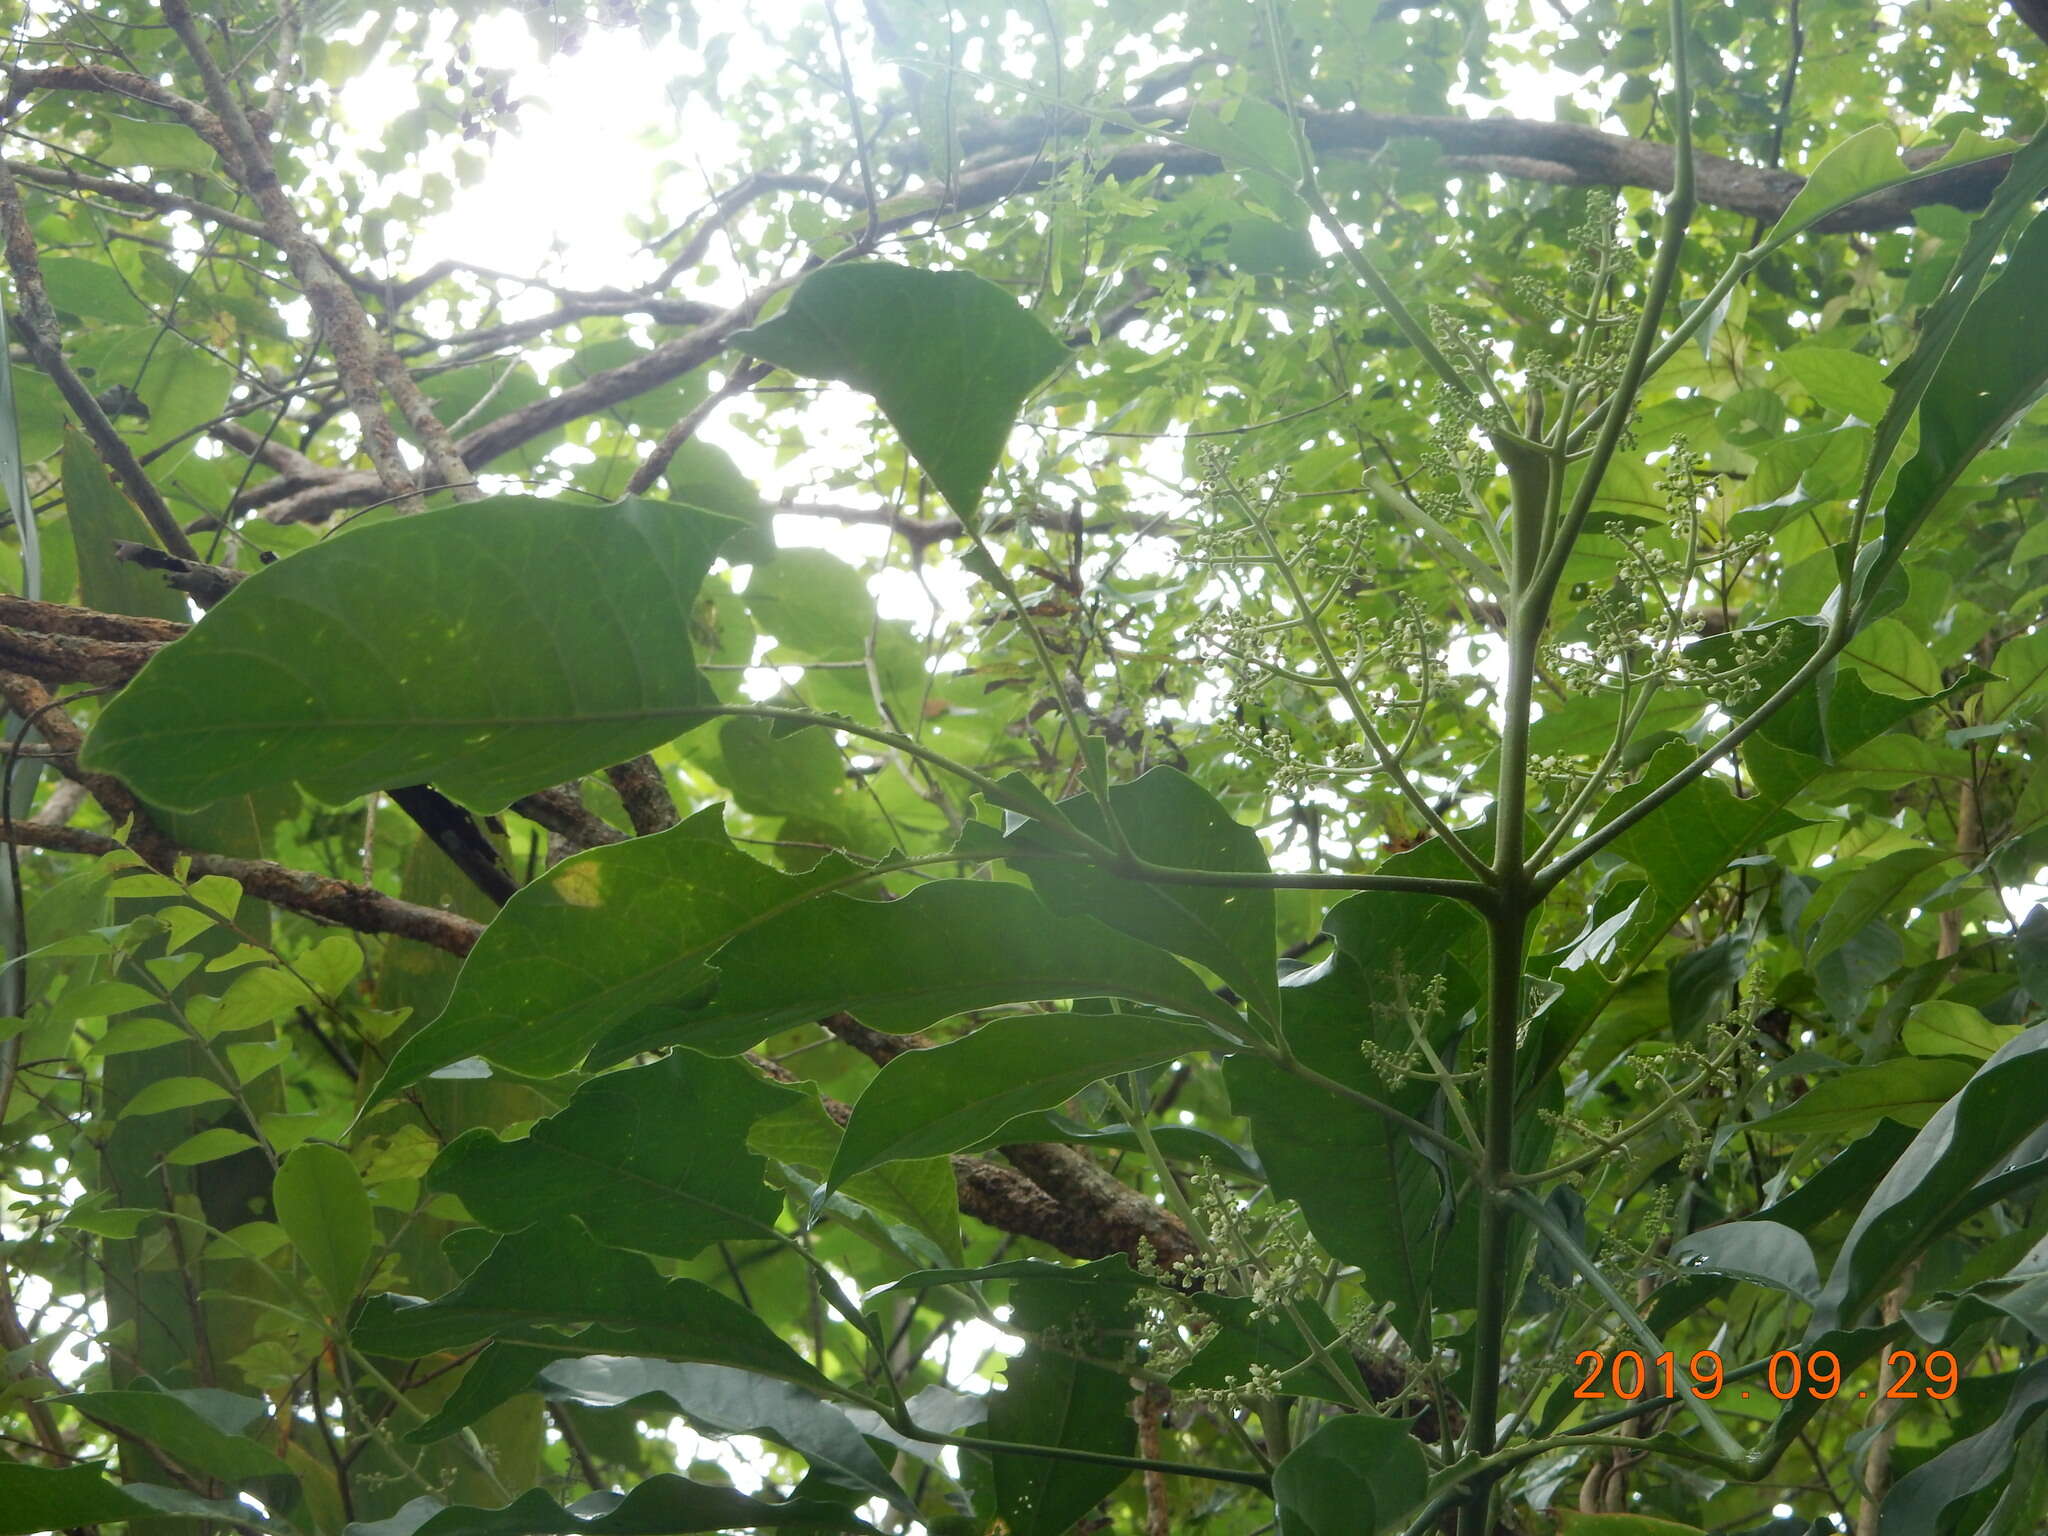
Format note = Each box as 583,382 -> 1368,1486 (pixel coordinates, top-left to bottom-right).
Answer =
0,1462 -> 150,1534
745,1087 -> 964,1263
991,767 -> 1281,1028
1880,1361 -> 2048,1536
164,1126 -> 260,1165
1806,846 -> 1958,963
1271,1413 -> 1428,1536
740,547 -> 875,658
42,257 -> 152,324
734,263 -> 1067,519
1981,628 -> 2048,725
1666,933 -> 1746,1039
1809,1021 -> 2048,1336
1774,344 -> 1891,421
1859,125 -> 2048,597
428,1053 -> 791,1258
81,496 -> 737,813
96,113 -> 218,173
353,1219 -> 834,1394
51,979 -> 163,1021
1841,617 -> 1946,700
346,1478 -> 880,1536
538,1357 -> 912,1515
1227,890 -> 1485,1353
1668,1220 -> 1820,1301
1602,741 -> 1814,908
829,1011 -> 1219,1188
274,1142 -> 375,1311
1746,1056 -> 1973,1137
641,876 -> 1245,1058
116,1075 -> 230,1118
986,1275 -> 1136,1536
405,1341 -> 566,1446
1902,1000 -> 2018,1060
1763,126 -> 2014,250
54,1387 -> 289,1486
369,806 -> 844,1100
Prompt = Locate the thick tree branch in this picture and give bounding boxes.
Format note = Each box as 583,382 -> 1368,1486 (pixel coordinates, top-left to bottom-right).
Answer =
0,597 -> 185,645
0,817 -> 482,954
512,785 -> 629,852
603,757 -> 680,836
0,624 -> 161,685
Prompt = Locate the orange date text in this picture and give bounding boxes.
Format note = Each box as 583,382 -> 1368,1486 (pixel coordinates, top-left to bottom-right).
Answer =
1569,1348 -> 1959,1402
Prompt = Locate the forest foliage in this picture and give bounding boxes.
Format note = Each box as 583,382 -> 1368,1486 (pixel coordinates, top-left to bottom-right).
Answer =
2,1 -> 2048,1534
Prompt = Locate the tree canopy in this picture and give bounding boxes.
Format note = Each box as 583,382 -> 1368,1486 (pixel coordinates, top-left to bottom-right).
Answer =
2,1 -> 2048,1534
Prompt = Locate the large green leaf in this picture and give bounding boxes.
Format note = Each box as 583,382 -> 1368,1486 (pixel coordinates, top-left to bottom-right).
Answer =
989,767 -> 1281,1028
0,1462 -> 150,1535
1880,1362 -> 2048,1536
53,1387 -> 289,1486
429,1053 -> 791,1258
370,807 -> 844,1100
352,1219 -> 833,1394
405,1340 -> 570,1447
615,876 -> 1247,1059
733,262 -> 1067,519
986,1274 -> 1136,1536
273,1142 -> 375,1313
828,1010 -> 1220,1188
1809,1021 -> 2048,1337
1864,208 -> 2048,598
537,1357 -> 912,1515
1601,740 -> 1814,906
345,1479 -> 879,1536
0,1461 -> 281,1536
1667,1219 -> 1820,1301
1745,1056 -> 1974,1137
82,496 -> 737,813
1762,127 -> 2017,251
1844,119 -> 2048,606
1805,846 -> 1959,964
1271,1413 -> 1428,1536
1226,890 -> 1482,1353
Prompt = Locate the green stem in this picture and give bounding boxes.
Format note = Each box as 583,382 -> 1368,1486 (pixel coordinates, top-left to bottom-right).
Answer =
1529,2 -> 1698,614
1457,903 -> 1530,1536
1104,1074 -> 1211,1247
1259,1044 -> 1480,1167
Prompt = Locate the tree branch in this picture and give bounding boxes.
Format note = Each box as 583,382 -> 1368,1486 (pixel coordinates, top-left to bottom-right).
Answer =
0,817 -> 483,954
